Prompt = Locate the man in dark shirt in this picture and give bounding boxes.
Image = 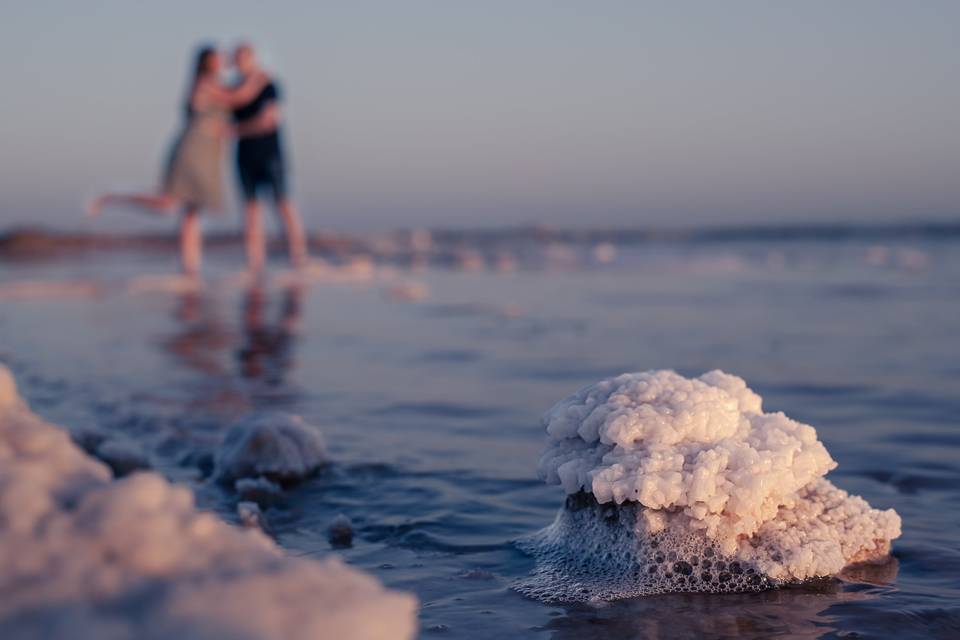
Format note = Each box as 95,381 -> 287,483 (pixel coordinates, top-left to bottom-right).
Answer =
233,43 -> 309,271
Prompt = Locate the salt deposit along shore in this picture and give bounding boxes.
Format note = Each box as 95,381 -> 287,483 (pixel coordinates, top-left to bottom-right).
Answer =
0,364 -> 417,640
516,370 -> 902,603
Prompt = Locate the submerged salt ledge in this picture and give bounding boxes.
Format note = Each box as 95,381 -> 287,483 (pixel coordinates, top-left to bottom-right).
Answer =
519,370 -> 901,602
0,365 -> 416,639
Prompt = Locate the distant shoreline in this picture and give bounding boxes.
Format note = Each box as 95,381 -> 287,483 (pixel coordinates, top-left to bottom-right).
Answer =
1,220 -> 957,261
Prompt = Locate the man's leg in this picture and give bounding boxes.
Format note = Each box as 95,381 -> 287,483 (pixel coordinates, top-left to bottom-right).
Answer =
245,200 -> 267,274
268,155 -> 309,268
276,198 -> 309,268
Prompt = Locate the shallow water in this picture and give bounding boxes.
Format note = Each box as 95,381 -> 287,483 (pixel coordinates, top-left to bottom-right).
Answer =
1,238 -> 959,639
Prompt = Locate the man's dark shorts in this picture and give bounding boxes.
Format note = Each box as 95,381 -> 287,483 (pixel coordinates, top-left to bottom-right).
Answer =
234,82 -> 288,203
237,148 -> 287,203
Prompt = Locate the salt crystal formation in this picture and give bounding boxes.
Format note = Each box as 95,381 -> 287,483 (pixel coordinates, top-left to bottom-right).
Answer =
215,412 -> 328,482
0,365 -> 417,639
517,370 -> 901,602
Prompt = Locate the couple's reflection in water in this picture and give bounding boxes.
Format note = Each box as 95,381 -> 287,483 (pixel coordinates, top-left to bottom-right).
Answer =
162,283 -> 304,409
237,284 -> 302,384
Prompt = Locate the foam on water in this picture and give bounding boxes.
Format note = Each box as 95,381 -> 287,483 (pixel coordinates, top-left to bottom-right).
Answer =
518,370 -> 901,602
0,365 -> 417,639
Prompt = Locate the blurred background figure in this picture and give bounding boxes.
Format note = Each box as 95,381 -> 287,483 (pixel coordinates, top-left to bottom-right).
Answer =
232,43 -> 309,273
88,45 -> 267,275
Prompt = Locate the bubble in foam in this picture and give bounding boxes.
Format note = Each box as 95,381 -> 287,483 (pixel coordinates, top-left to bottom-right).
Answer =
517,370 -> 901,602
516,493 -> 772,602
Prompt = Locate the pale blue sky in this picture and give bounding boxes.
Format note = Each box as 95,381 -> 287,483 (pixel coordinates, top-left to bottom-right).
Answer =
0,1 -> 957,232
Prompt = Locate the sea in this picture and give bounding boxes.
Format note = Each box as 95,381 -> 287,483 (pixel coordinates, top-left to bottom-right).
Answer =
1,226 -> 958,638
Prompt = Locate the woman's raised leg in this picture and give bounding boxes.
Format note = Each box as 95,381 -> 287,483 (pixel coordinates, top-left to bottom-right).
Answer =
87,192 -> 177,217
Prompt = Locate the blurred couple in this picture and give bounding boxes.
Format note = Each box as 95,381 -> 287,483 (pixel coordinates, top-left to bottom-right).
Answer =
89,43 -> 308,275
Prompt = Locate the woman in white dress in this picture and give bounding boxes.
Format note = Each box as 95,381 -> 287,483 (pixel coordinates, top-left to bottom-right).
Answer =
89,45 -> 266,275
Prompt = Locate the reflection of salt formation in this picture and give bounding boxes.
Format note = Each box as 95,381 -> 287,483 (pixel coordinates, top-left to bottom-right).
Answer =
0,365 -> 417,639
517,370 -> 901,602
215,412 -> 328,483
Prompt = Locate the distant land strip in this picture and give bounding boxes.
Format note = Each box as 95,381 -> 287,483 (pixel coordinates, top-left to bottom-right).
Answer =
1,221 -> 957,261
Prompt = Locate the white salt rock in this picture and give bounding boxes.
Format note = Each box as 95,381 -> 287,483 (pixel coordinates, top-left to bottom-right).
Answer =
95,438 -> 150,477
0,364 -> 417,639
0,365 -> 23,410
385,282 -> 430,302
237,501 -> 265,529
127,274 -> 201,295
492,252 -> 519,272
864,245 -> 891,266
216,413 -> 327,483
407,229 -> 433,252
453,248 -> 485,271
328,513 -> 354,547
895,248 -> 929,271
592,242 -> 617,264
521,369 -> 901,601
235,476 -> 285,506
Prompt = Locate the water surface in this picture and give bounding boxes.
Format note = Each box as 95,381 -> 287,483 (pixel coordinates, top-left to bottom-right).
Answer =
1,238 -> 958,638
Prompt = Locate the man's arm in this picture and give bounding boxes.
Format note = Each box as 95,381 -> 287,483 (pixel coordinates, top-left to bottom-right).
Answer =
202,72 -> 269,109
235,103 -> 281,138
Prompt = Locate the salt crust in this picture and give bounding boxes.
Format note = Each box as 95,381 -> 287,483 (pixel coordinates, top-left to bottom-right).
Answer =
0,364 -> 416,639
522,370 -> 901,600
215,412 -> 328,482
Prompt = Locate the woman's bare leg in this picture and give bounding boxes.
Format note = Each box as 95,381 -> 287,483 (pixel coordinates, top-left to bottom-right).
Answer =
87,193 -> 177,217
276,198 -> 309,267
179,208 -> 202,276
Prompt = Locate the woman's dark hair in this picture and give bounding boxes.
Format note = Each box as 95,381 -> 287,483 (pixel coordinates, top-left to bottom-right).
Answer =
184,44 -> 218,117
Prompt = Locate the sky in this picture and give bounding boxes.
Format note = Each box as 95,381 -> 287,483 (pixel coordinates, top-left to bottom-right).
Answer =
0,1 -> 957,232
